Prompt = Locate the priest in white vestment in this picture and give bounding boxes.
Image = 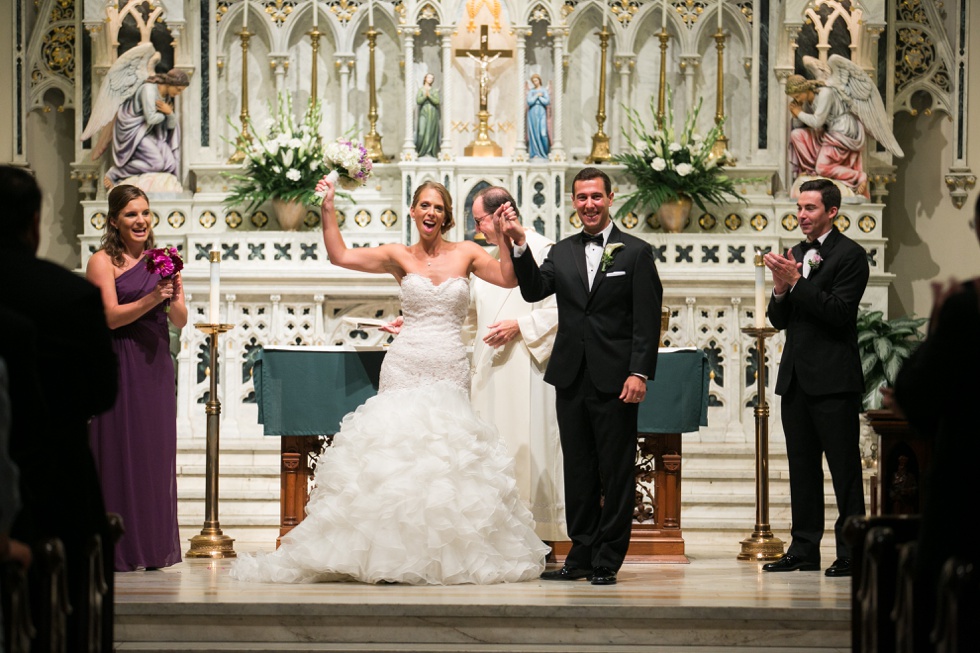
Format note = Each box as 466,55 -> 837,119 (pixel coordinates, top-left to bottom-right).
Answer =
463,186 -> 568,542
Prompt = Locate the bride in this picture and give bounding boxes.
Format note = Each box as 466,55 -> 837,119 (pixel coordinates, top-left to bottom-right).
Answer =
231,180 -> 549,585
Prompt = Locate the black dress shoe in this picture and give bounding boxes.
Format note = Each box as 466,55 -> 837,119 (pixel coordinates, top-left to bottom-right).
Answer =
590,566 -> 617,585
762,554 -> 820,572
825,557 -> 852,577
540,566 -> 592,581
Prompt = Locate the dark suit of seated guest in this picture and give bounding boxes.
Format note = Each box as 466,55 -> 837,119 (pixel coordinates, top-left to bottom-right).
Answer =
0,165 -> 118,652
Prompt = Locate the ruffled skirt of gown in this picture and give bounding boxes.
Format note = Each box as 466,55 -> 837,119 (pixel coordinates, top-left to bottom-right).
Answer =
231,380 -> 548,585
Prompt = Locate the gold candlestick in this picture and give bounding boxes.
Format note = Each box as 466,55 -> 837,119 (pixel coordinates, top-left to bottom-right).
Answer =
586,25 -> 612,164
656,28 -> 670,129
737,326 -> 786,561
227,28 -> 254,164
309,27 -> 322,112
363,27 -> 388,162
186,323 -> 237,559
710,27 -> 731,163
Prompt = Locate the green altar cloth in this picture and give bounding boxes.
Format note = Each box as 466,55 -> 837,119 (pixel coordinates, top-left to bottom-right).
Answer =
255,346 -> 708,436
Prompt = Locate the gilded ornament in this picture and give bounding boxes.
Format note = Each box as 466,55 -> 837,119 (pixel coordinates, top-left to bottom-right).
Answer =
569,210 -> 582,229
724,213 -> 742,231
90,211 -> 106,230
168,211 -> 187,229
251,210 -> 269,228
781,213 -> 799,231
698,213 -> 717,231
380,209 -> 398,227
858,214 -> 877,233
199,211 -> 216,229
750,213 -> 768,231
225,211 -> 242,229
354,209 -> 372,227
834,214 -> 851,232
621,212 -> 638,229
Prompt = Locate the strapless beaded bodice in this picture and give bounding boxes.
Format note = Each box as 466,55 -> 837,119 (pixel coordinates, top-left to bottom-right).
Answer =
379,274 -> 470,394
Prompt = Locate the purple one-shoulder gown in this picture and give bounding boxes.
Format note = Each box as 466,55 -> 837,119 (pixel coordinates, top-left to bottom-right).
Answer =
90,263 -> 181,571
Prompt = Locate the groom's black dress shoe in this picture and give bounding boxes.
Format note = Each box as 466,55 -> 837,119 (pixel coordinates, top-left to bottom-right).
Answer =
590,567 -> 617,585
762,554 -> 820,572
540,566 -> 592,581
825,557 -> 852,577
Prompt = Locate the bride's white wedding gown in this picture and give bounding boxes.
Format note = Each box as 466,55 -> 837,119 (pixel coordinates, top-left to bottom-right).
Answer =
231,274 -> 549,584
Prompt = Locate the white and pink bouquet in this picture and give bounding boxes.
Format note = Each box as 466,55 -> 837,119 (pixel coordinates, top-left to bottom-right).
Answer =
144,246 -> 183,312
309,138 -> 373,206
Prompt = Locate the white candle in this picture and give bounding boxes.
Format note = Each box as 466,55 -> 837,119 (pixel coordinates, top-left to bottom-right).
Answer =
313,0 -> 318,28
368,0 -> 374,27
603,1 -> 608,28
242,0 -> 248,30
717,0 -> 723,30
662,0 -> 667,30
209,251 -> 221,324
754,251 -> 766,328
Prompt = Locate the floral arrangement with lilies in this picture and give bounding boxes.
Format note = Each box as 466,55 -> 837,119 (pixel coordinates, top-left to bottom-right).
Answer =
224,93 -> 328,212
613,88 -> 744,218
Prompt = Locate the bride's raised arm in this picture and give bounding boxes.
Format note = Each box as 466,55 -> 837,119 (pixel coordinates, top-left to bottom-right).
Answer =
319,177 -> 396,274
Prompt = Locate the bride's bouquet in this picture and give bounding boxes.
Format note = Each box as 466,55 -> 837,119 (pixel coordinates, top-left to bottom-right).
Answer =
309,138 -> 374,206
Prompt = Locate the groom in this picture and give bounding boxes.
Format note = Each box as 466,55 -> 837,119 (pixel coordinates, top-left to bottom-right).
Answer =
500,167 -> 662,585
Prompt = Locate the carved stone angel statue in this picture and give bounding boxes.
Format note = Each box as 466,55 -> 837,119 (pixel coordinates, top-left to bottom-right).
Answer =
785,54 -> 904,199
80,43 -> 189,193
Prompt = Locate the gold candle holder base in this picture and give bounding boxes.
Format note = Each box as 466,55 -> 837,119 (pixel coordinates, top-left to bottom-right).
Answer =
586,132 -> 610,164
186,323 -> 237,560
737,326 -> 785,562
464,110 -> 503,157
364,132 -> 389,163
186,528 -> 236,559
737,531 -> 786,561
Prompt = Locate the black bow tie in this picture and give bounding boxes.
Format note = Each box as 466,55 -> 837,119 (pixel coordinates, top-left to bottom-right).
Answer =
582,232 -> 604,246
800,239 -> 821,253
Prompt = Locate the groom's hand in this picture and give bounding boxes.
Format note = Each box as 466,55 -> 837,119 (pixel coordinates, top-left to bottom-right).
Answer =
494,202 -> 525,247
619,375 -> 647,404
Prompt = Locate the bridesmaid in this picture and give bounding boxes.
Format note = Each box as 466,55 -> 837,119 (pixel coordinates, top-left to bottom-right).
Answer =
87,184 -> 187,571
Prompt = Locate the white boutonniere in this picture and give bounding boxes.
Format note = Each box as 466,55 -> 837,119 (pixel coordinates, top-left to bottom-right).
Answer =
600,243 -> 625,272
809,252 -> 823,272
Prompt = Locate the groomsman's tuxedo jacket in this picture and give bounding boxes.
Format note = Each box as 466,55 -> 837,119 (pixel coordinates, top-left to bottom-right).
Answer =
513,224 -> 663,392
768,226 -> 869,397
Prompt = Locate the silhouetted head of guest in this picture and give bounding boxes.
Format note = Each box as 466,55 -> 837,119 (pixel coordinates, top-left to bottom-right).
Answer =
0,165 -> 42,254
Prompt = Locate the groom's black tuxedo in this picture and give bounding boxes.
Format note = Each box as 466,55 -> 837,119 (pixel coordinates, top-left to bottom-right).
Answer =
767,226 -> 869,563
514,224 -> 662,572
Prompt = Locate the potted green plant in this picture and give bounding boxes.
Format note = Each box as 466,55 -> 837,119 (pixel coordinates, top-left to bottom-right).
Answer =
857,310 -> 927,410
613,89 -> 746,232
224,94 -> 328,230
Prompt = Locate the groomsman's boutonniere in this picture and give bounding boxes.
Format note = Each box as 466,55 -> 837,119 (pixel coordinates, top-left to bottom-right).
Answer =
809,252 -> 823,272
600,243 -> 625,272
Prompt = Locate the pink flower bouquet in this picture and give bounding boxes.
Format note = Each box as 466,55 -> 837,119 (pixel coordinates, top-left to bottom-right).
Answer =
145,246 -> 183,312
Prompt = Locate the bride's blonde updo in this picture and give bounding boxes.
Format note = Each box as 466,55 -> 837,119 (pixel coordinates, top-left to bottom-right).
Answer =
411,181 -> 455,234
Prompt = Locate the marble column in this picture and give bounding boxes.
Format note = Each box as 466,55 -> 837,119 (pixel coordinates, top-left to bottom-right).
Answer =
680,54 -> 700,110
269,54 -> 289,96
513,26 -> 530,161
402,29 -> 417,157
549,27 -> 568,160
439,26 -> 452,158
335,55 -> 355,134
614,55 -> 634,155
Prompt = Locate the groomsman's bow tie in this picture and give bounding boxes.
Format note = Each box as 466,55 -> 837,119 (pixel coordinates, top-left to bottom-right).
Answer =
799,239 -> 821,253
582,232 -> 604,246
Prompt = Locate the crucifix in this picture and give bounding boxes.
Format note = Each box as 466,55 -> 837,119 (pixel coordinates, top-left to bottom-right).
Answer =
455,25 -> 512,156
